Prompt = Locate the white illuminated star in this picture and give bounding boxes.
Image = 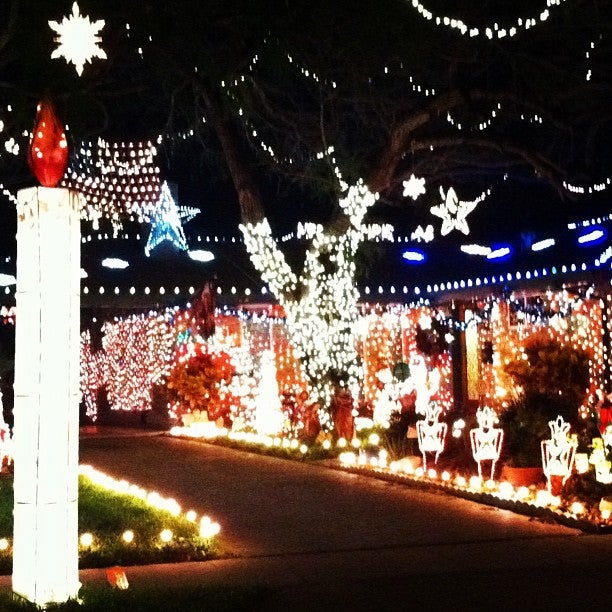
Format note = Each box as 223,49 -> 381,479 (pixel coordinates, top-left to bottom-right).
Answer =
145,182 -> 199,256
430,186 -> 477,236
49,2 -> 106,76
403,174 -> 426,200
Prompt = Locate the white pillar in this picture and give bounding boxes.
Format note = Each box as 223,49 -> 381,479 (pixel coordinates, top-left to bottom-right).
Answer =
12,187 -> 81,606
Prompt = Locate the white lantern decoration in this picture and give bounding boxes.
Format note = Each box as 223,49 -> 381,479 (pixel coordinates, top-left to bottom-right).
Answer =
541,416 -> 577,494
470,406 -> 504,480
12,187 -> 81,605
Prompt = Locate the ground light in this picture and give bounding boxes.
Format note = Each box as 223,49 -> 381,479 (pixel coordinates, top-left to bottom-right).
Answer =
170,424 -> 612,531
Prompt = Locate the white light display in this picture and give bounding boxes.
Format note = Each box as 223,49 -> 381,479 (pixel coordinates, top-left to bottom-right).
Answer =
101,257 -> 129,269
460,244 -> 491,256
431,186 -> 488,236
531,238 -> 555,251
372,368 -> 401,428
541,416 -> 577,494
410,224 -> 434,243
61,138 -> 162,231
13,187 -> 81,606
407,0 -> 568,39
416,402 -> 447,470
144,182 -> 199,256
49,2 -> 106,76
254,350 -> 284,435
241,173 -> 389,428
0,273 -> 16,286
188,249 -> 215,262
402,249 -> 426,263
402,174 -> 426,200
470,406 -> 503,480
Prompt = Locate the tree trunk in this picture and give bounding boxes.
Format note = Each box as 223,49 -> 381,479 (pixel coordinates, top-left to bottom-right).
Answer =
199,85 -> 265,225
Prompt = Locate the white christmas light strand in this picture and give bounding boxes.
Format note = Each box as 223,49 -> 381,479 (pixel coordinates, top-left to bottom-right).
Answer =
445,103 -> 502,132
563,176 -> 612,195
407,0 -> 568,39
61,137 -> 162,231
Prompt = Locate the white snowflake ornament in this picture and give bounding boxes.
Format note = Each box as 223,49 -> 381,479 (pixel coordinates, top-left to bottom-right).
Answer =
403,174 -> 426,200
49,2 -> 106,76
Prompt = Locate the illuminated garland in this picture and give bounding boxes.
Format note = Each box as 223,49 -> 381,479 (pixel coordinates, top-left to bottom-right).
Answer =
407,0 -> 568,39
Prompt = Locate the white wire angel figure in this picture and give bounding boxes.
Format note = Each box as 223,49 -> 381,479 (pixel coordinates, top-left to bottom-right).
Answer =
416,401 -> 447,470
470,406 -> 504,480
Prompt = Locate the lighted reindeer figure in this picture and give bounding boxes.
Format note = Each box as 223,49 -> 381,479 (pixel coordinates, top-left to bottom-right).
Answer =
541,416 -> 577,494
416,401 -> 447,470
470,406 -> 504,480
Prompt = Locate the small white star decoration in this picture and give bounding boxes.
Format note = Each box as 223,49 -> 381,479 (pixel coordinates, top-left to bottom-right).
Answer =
430,186 -> 478,236
49,2 -> 106,76
145,182 -> 199,256
402,174 -> 426,200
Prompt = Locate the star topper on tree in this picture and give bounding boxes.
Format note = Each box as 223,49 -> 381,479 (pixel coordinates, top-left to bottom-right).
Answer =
49,2 -> 106,76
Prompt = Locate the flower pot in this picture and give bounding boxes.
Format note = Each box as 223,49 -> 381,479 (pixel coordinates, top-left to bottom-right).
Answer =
500,465 -> 544,487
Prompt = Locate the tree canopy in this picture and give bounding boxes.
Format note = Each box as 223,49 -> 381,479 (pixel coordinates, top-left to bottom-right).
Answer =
1,0 -> 611,237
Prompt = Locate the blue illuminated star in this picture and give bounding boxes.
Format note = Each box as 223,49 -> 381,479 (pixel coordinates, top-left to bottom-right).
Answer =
144,182 -> 199,256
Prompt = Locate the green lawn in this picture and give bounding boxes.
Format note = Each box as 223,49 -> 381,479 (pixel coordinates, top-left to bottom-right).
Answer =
0,472 -> 245,609
0,584 -> 269,611
0,472 -> 218,575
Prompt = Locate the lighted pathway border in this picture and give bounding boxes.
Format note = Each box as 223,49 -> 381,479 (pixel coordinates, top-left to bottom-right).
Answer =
168,426 -> 612,534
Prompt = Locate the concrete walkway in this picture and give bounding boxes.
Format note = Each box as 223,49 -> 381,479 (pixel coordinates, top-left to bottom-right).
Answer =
3,429 -> 612,610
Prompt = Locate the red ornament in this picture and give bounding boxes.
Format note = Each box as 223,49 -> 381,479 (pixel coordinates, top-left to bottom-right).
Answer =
28,99 -> 69,187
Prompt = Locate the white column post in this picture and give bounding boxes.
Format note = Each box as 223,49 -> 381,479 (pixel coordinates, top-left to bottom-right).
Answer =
12,186 -> 81,606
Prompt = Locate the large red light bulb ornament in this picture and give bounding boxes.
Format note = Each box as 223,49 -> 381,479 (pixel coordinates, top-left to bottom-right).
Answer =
28,99 -> 69,187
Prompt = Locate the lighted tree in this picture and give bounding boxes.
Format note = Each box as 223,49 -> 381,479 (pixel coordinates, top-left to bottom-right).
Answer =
241,174 -> 390,427
2,1 -> 612,430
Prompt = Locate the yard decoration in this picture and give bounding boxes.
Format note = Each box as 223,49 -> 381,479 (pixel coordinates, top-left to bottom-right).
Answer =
589,437 -> 612,484
27,99 -> 68,188
416,401 -> 447,470
49,2 -> 106,76
500,332 -> 588,469
470,406 -> 503,480
541,416 -> 577,494
13,104 -> 82,605
106,567 -> 129,590
255,350 -> 284,436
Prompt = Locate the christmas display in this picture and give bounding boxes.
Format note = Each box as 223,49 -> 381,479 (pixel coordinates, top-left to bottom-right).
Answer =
144,182 -> 199,256
49,2 -> 106,76
470,406 -> 504,480
13,127 -> 82,602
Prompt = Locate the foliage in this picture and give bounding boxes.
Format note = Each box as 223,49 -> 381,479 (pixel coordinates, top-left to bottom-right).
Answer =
0,474 -> 217,575
0,584 -> 268,611
503,331 -> 590,411
562,470 -> 612,508
500,334 -> 590,467
166,348 -> 235,426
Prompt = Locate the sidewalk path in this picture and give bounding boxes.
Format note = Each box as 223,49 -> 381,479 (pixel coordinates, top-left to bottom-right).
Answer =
3,429 -> 612,610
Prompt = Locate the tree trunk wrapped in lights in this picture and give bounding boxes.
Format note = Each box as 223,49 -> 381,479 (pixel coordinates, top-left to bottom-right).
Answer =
241,174 -> 392,430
